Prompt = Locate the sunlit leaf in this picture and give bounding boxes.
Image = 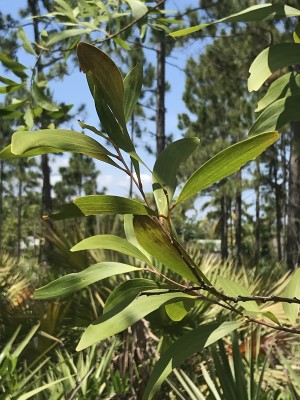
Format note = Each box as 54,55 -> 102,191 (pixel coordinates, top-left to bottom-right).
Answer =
35,262 -> 141,299
10,129 -> 120,167
125,0 -> 148,19
47,28 -> 92,46
204,320 -> 243,347
133,215 -> 201,283
217,276 -> 260,312
17,26 -> 37,55
255,72 -> 300,112
170,4 -> 300,38
153,137 -> 200,215
262,311 -> 281,325
176,132 -> 279,204
282,268 -> 300,324
77,291 -> 196,350
165,300 -> 195,321
248,43 -> 300,92
113,36 -> 131,50
123,63 -> 143,122
143,321 -> 242,399
0,144 -> 63,160
124,214 -> 152,261
250,95 -> 300,135
71,234 -> 151,264
293,23 -> 300,43
49,195 -> 156,220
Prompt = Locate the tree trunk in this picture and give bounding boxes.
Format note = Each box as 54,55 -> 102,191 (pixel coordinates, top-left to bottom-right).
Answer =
156,0 -> 166,156
16,161 -> 23,260
281,135 -> 288,263
28,0 -> 52,217
220,195 -> 228,261
255,161 -> 261,266
287,121 -> 300,269
273,148 -> 282,262
235,169 -> 242,266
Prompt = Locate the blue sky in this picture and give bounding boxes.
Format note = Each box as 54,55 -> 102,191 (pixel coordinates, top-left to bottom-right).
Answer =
0,0 -> 205,198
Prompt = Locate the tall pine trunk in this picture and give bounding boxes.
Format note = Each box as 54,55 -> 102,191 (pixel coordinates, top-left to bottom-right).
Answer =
287,121 -> 300,269
273,148 -> 282,262
255,161 -> 261,266
235,169 -> 242,266
156,0 -> 166,155
16,161 -> 23,260
220,195 -> 228,261
28,0 -> 52,218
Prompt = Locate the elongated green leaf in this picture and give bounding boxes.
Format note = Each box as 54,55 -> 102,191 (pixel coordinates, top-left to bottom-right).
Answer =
153,137 -> 200,215
48,103 -> 73,119
0,82 -> 25,94
12,129 -> 112,156
18,377 -> 70,400
133,215 -> 199,283
10,129 -> 120,167
0,110 -> 22,119
77,291 -> 196,350
103,278 -> 159,314
125,0 -> 148,18
143,321 -> 241,400
86,73 -> 134,152
0,75 -> 21,85
217,276 -> 259,312
248,43 -> 300,92
200,364 -> 222,400
255,72 -> 300,112
0,76 -> 26,93
49,195 -> 156,220
262,311 -> 281,326
77,42 -> 134,149
173,368 -> 207,400
35,262 -> 141,299
249,95 -> 300,135
0,99 -> 28,115
0,144 -> 64,160
17,26 -> 37,55
282,268 -> 300,325
0,51 -> 27,78
47,28 -> 92,46
32,81 -> 59,112
124,214 -> 152,260
170,4 -> 300,38
176,131 -> 279,205
204,320 -> 243,347
71,234 -> 151,264
11,324 -> 39,359
123,63 -> 143,122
